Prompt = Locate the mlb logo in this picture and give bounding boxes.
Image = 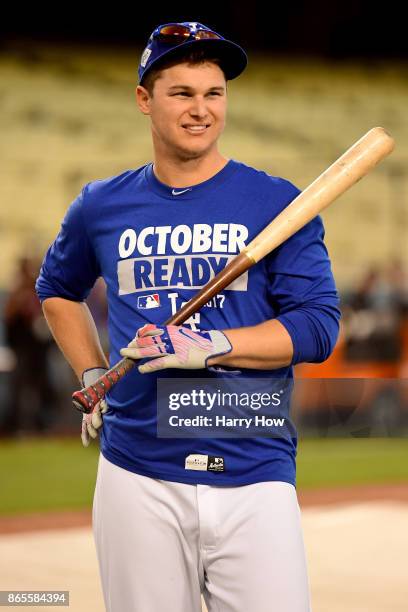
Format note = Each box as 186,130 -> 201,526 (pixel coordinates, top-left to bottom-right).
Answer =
208,456 -> 225,472
137,294 -> 160,309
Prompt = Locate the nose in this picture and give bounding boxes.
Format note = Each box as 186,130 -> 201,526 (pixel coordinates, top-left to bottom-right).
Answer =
189,95 -> 208,119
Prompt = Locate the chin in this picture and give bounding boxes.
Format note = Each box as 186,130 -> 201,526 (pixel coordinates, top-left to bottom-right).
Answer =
175,142 -> 213,161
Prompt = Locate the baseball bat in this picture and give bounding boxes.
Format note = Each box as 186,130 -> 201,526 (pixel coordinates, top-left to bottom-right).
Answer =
72,126 -> 395,414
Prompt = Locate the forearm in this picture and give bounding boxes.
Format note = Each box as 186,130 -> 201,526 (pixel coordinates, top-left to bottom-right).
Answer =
207,319 -> 293,370
42,297 -> 109,382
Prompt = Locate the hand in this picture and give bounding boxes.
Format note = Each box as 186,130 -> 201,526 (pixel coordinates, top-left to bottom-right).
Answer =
80,367 -> 109,447
120,324 -> 232,374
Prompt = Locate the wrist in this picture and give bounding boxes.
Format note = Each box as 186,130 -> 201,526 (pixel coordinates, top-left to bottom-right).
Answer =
206,330 -> 239,373
82,366 -> 109,387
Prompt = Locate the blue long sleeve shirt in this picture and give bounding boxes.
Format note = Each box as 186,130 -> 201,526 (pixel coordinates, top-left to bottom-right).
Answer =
36,159 -> 340,486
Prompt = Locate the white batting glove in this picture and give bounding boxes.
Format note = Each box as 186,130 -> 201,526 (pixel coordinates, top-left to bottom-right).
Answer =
80,367 -> 109,448
120,324 -> 232,374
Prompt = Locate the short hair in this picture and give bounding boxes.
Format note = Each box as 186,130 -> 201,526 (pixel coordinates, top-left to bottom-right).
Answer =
140,47 -> 227,95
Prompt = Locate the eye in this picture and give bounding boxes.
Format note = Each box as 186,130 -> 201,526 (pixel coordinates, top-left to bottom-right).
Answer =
172,92 -> 190,97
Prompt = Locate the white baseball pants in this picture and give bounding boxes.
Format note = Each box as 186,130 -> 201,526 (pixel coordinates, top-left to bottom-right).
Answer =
92,453 -> 311,612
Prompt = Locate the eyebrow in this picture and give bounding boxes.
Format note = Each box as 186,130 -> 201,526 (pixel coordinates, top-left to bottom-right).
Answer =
167,85 -> 225,92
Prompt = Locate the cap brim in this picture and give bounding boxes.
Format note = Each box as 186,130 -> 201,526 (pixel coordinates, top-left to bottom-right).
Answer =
140,38 -> 247,84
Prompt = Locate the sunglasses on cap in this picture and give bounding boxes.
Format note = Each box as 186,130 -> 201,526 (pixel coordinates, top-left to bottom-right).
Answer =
151,23 -> 222,45
139,21 -> 248,84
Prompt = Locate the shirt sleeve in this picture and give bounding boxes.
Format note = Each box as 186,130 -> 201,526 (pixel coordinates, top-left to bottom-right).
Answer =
265,183 -> 341,365
35,184 -> 101,303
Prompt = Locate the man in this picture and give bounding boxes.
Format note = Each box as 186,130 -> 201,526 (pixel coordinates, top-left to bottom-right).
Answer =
36,21 -> 340,612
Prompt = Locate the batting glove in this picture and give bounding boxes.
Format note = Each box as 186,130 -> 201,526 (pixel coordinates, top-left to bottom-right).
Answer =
120,324 -> 232,374
80,367 -> 109,448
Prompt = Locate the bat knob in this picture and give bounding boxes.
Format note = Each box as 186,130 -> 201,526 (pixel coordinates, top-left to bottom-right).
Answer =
72,394 -> 92,414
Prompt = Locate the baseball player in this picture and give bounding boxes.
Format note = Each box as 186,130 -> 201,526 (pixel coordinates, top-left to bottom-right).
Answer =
35,21 -> 341,612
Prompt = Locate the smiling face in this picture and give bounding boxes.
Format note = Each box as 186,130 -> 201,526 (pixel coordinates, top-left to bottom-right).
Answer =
136,61 -> 227,162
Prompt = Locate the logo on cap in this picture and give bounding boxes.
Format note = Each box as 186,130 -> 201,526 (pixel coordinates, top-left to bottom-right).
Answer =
141,48 -> 152,68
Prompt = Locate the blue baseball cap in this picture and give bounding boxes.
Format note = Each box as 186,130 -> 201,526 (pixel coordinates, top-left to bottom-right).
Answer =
138,21 -> 248,85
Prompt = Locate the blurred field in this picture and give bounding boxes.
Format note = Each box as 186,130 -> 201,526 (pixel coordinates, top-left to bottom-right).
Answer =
1,437 -> 407,516
0,437 -> 99,515
1,43 -> 407,291
296,437 -> 408,487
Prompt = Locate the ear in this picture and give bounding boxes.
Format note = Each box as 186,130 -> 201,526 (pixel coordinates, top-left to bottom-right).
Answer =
136,85 -> 151,115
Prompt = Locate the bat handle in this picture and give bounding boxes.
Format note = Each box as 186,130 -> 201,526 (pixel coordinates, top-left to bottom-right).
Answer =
72,315 -> 173,413
72,357 -> 136,413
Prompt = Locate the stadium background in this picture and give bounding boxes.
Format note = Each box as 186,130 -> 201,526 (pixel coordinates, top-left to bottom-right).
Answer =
1,2 -> 407,610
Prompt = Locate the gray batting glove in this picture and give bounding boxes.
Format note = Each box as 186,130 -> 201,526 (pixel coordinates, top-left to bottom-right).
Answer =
80,367 -> 109,448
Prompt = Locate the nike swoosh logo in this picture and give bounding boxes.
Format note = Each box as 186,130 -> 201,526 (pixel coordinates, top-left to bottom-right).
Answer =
172,188 -> 192,196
